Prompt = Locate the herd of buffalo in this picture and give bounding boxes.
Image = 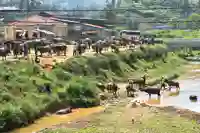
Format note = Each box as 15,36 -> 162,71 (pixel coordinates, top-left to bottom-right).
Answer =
97,75 -> 180,99
0,35 -> 163,61
72,36 -> 163,55
0,35 -> 173,99
0,37 -> 68,60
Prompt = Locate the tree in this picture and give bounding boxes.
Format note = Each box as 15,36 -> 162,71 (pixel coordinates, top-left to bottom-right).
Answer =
116,0 -> 121,8
132,20 -> 139,30
186,13 -> 200,29
105,1 -> 116,23
19,0 -> 42,10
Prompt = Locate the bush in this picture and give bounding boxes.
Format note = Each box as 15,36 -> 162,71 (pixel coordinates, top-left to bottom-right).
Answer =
0,44 -> 187,132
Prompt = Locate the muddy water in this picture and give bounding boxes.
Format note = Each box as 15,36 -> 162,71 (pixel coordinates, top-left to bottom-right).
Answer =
12,106 -> 104,133
136,62 -> 200,112
135,79 -> 200,112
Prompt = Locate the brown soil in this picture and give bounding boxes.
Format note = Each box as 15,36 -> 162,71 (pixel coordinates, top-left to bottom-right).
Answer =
39,99 -> 200,133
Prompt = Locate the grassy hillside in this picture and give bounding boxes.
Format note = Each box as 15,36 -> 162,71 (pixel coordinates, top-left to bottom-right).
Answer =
0,44 -> 188,132
151,30 -> 200,39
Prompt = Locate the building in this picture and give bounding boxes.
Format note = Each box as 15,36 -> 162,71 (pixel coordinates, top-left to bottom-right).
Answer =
5,15 -> 68,40
51,17 -> 114,40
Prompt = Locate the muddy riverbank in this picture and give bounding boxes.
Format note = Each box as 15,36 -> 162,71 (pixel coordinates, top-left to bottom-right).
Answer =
12,106 -> 105,133
40,98 -> 200,133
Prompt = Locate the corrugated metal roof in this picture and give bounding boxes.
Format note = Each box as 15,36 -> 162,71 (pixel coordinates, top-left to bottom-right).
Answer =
82,31 -> 98,34
33,29 -> 55,35
0,6 -> 18,10
51,18 -> 80,24
83,23 -> 104,29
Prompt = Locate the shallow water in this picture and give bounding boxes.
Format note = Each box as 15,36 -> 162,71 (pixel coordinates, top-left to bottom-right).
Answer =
136,79 -> 200,112
12,106 -> 104,133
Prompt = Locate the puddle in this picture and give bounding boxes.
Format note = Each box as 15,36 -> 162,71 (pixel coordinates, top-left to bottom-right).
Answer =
136,79 -> 200,112
12,106 -> 104,133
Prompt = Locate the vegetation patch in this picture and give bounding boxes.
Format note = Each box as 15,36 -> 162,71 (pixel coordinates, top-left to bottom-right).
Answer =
150,30 -> 200,39
0,44 -> 189,132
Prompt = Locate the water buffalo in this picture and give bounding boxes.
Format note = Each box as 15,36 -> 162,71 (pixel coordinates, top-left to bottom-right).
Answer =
110,44 -> 119,53
10,41 -> 24,58
126,80 -> 136,97
73,42 -> 85,56
0,45 -> 10,60
132,75 -> 147,89
189,95 -> 197,101
37,45 -> 52,57
51,43 -> 67,56
92,40 -> 103,54
163,79 -> 180,91
106,82 -> 119,97
83,38 -> 92,49
139,87 -> 162,99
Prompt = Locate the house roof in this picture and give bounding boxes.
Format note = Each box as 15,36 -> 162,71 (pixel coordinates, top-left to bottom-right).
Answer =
0,6 -> 18,10
8,15 -> 59,26
51,18 -> 80,24
83,23 -> 104,29
33,29 -> 55,35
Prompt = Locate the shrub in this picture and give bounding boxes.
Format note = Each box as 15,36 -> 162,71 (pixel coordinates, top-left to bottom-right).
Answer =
0,44 -> 187,132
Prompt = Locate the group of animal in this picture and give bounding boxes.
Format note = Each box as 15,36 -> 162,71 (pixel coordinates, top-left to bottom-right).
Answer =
97,75 -> 180,99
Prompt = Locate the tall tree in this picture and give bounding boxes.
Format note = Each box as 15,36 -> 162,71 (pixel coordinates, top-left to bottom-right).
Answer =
181,0 -> 191,17
105,0 -> 116,22
19,0 -> 42,10
186,13 -> 200,29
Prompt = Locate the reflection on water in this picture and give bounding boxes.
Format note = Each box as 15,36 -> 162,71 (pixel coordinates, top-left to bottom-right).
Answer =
12,106 -> 104,133
190,99 -> 198,103
168,89 -> 180,97
136,79 -> 200,112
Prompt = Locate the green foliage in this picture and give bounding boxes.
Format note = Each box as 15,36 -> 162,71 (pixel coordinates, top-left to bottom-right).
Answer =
0,44 -> 187,132
0,62 -> 99,132
186,13 -> 200,29
150,30 -> 200,39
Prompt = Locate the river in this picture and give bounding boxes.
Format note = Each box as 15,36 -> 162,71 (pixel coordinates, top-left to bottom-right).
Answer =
135,79 -> 200,112
135,61 -> 200,112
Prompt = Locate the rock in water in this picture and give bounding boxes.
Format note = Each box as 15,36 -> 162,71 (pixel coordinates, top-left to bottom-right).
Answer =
56,107 -> 72,115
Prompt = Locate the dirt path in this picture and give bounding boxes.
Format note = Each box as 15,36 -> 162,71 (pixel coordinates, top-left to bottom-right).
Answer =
40,98 -> 200,133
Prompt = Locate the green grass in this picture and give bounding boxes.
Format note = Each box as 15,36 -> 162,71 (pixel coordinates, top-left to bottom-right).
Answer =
43,100 -> 200,133
0,44 -> 190,132
150,30 -> 200,39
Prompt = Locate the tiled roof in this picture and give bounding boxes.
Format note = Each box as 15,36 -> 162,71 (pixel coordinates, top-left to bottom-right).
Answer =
8,15 -> 59,26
